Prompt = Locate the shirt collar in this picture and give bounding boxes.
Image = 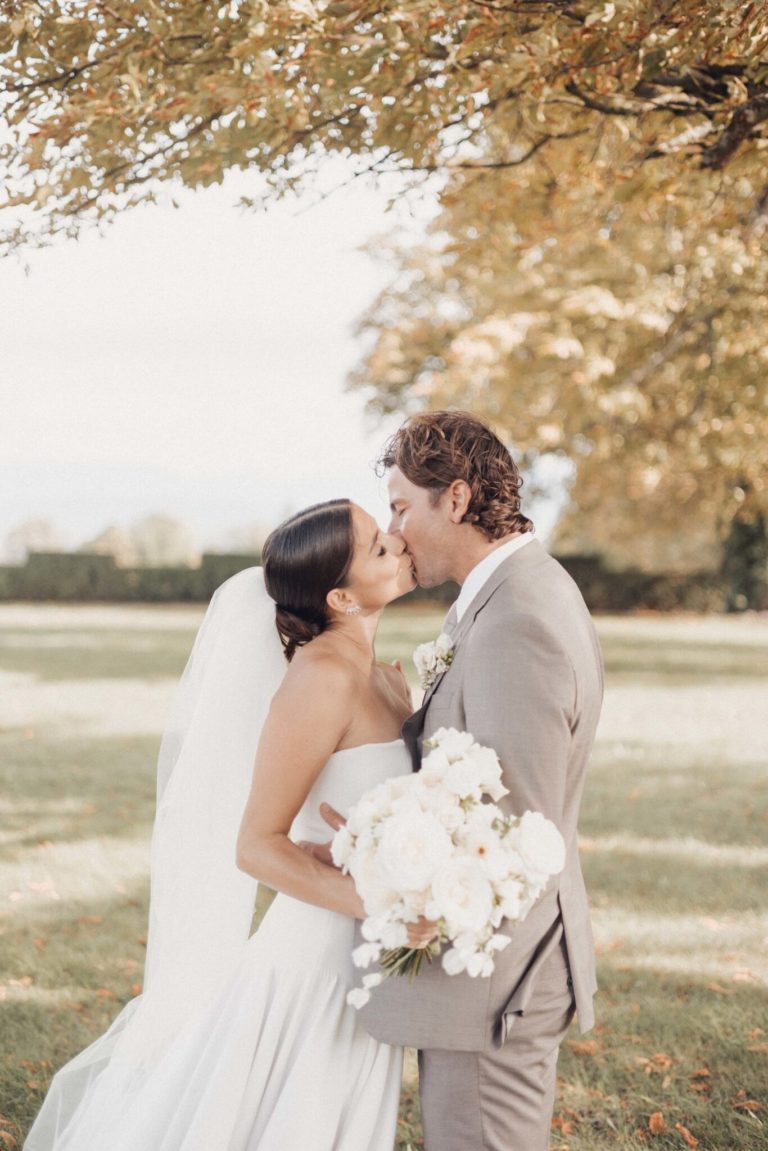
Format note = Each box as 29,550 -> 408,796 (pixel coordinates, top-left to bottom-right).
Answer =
454,532 -> 535,623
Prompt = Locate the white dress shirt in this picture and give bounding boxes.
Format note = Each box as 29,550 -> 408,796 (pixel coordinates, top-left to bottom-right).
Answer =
453,532 -> 535,623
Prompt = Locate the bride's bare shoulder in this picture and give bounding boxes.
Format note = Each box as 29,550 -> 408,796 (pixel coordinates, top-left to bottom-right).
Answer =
281,642 -> 360,695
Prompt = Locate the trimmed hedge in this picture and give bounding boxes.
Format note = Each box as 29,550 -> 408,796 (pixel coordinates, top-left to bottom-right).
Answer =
0,550 -> 734,611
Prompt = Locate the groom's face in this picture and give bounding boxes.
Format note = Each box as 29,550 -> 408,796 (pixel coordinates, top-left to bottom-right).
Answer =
387,466 -> 456,588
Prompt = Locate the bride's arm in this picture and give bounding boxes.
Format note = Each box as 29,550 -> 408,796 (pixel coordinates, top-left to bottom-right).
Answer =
235,655 -> 365,919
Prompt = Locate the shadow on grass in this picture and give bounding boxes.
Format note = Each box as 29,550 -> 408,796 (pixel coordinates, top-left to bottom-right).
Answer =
599,633 -> 768,684
583,747 -> 768,847
0,628 -> 196,681
0,731 -> 158,857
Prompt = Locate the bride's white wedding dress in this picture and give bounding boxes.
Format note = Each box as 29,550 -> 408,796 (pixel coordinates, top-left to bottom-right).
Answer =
25,739 -> 410,1151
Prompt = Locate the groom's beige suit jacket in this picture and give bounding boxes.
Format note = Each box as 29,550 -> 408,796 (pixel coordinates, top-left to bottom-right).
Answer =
359,539 -> 603,1051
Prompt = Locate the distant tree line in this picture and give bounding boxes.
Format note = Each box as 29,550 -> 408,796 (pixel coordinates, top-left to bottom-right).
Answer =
0,549 -> 746,613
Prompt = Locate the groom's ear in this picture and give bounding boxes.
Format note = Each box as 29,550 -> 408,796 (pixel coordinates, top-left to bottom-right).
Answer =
446,480 -> 472,524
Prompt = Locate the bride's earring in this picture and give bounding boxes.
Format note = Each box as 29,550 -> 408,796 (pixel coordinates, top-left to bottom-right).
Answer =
345,604 -> 361,616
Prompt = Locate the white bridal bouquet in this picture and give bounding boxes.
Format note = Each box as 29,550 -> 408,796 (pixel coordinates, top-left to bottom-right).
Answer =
331,727 -> 566,1008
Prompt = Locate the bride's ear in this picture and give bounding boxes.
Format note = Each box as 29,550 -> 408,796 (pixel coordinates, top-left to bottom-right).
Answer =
326,587 -> 354,617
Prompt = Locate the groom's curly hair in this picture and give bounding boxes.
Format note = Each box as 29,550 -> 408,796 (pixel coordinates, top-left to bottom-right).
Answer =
377,410 -> 533,541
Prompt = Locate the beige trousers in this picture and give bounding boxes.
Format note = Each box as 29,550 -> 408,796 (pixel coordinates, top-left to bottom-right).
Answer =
418,935 -> 575,1151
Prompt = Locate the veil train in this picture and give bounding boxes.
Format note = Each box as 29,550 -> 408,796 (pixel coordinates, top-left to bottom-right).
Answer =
25,567 -> 286,1149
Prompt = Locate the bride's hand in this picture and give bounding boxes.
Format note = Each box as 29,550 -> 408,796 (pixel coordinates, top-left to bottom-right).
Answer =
297,839 -> 335,866
406,917 -> 439,949
297,803 -> 346,867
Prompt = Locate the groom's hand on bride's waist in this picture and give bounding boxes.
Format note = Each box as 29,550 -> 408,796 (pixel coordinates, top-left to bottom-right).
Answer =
297,803 -> 346,867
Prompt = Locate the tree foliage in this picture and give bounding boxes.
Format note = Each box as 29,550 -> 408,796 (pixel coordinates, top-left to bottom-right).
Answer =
2,2 -> 767,583
2,1 -> 767,250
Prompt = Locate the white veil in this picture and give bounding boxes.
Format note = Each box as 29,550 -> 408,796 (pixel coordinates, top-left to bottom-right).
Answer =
25,567 -> 286,1149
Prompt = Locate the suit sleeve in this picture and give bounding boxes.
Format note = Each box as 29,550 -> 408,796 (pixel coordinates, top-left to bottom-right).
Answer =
461,608 -> 576,827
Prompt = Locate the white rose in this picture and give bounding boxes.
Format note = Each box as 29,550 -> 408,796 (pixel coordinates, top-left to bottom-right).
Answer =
362,973 -> 384,990
434,632 -> 454,660
413,641 -> 437,679
516,811 -> 566,880
430,857 -> 494,934
350,849 -> 400,916
459,826 -> 509,881
376,808 -> 454,891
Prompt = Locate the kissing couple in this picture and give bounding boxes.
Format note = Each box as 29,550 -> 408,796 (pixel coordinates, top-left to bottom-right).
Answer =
26,410 -> 603,1151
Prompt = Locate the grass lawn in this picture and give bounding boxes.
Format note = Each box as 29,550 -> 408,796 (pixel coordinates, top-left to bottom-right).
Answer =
0,603 -> 766,1150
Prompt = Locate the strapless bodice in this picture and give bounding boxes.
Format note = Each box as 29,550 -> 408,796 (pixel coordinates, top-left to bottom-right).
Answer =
289,739 -> 411,844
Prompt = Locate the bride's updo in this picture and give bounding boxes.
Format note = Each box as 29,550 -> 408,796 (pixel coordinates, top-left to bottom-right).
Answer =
262,499 -> 355,662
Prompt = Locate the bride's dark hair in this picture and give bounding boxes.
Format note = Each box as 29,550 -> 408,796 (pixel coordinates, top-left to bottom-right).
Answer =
262,499 -> 355,662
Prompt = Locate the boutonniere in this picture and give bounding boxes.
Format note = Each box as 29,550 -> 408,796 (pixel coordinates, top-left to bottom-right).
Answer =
413,632 -> 455,690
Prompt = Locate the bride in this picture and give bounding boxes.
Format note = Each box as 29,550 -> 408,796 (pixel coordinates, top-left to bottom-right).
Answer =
25,498 -> 420,1151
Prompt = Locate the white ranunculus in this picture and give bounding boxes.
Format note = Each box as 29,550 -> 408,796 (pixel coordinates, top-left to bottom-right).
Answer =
346,987 -> 371,1008
362,973 -> 384,990
487,933 -> 512,953
377,808 -> 453,891
380,920 -> 409,949
441,947 -> 469,976
430,857 -> 494,933
331,825 -> 354,869
442,755 -> 485,800
515,811 -> 566,880
471,745 -> 508,800
497,876 -> 526,919
466,952 -> 494,978
352,942 -> 384,968
419,747 -> 451,779
432,727 -> 475,762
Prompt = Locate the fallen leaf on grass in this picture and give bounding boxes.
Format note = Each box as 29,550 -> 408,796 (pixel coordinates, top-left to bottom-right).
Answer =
648,1111 -> 666,1135
568,1040 -> 601,1056
732,1089 -> 764,1113
704,982 -> 733,995
551,1116 -> 574,1135
0,1133 -> 17,1149
747,1043 -> 768,1053
689,1068 -> 710,1094
78,915 -> 103,925
674,1122 -> 699,1147
637,1053 -> 674,1076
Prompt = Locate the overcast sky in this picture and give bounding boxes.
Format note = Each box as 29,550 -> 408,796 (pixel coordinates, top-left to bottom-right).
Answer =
0,163 -> 425,551
1,160 -> 560,557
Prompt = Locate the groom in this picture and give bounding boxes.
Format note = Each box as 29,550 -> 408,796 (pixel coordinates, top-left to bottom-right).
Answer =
363,410 -> 603,1151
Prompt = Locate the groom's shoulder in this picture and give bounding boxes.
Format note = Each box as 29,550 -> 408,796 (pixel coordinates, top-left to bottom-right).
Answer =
475,547 -> 591,630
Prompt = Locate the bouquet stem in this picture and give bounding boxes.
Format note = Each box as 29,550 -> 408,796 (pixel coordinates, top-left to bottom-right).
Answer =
380,943 -> 441,982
